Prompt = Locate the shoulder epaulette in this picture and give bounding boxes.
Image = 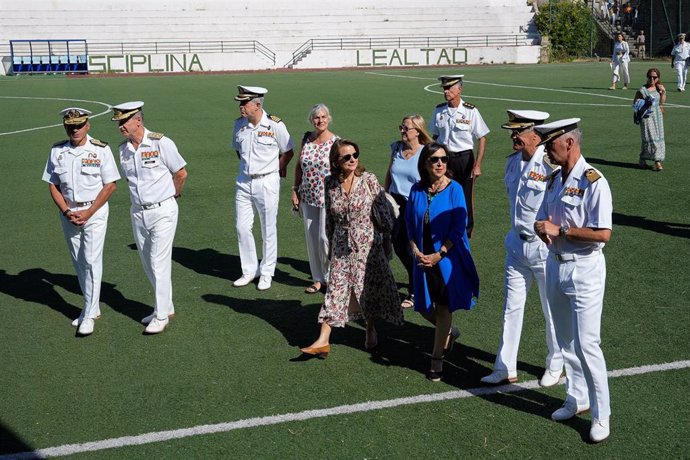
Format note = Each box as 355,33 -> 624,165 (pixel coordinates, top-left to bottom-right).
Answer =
52,140 -> 69,147
543,153 -> 557,168
147,131 -> 164,140
462,101 -> 476,109
435,102 -> 446,108
585,168 -> 601,183
268,114 -> 283,123
90,138 -> 108,147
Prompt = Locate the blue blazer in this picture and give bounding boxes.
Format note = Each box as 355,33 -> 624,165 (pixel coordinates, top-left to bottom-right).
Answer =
405,180 -> 479,312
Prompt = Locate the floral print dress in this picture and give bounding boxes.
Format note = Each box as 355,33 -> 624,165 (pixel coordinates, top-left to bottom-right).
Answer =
318,172 -> 403,327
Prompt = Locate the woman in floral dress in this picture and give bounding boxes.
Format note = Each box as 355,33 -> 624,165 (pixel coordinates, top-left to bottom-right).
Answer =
300,139 -> 403,358
634,68 -> 667,171
291,104 -> 338,293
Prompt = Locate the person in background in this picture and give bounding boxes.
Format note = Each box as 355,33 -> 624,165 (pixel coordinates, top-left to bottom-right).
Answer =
112,101 -> 187,334
610,32 -> 631,90
300,139 -> 402,359
534,118 -> 613,443
291,103 -> 338,294
428,75 -> 490,238
42,108 -> 120,336
671,33 -> 690,92
634,68 -> 667,171
384,114 -> 432,309
635,30 -> 646,59
480,110 -> 563,387
406,143 -> 479,381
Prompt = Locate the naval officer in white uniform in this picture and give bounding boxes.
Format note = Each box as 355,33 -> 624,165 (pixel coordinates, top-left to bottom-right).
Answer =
232,85 -> 294,291
428,75 -> 489,237
481,110 -> 563,387
112,101 -> 188,334
43,108 -> 120,336
534,118 -> 613,443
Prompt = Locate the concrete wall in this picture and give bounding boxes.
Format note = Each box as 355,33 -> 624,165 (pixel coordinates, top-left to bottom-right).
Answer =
0,0 -> 540,74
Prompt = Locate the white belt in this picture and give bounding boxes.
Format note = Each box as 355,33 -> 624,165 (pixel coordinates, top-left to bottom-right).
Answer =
67,200 -> 95,208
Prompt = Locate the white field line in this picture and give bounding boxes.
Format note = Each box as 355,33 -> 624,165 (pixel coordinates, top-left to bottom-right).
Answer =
2,359 -> 689,459
0,97 -> 112,136
364,71 -> 690,109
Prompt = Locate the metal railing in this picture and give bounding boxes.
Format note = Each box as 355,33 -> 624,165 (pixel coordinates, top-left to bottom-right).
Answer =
284,34 -> 541,67
63,40 -> 276,65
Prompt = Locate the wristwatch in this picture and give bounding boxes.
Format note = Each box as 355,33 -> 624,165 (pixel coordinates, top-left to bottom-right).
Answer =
559,224 -> 570,237
438,249 -> 448,258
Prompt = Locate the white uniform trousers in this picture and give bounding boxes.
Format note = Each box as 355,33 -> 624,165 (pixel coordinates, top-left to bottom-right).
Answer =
612,60 -> 630,86
493,231 -> 563,374
674,60 -> 688,90
235,172 -> 280,277
130,197 -> 178,320
60,203 -> 109,320
546,251 -> 611,420
300,202 -> 330,284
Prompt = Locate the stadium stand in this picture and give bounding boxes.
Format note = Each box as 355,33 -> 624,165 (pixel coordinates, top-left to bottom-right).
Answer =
0,0 -> 541,74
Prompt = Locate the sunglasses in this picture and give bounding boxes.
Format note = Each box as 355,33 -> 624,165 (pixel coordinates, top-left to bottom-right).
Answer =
399,125 -> 415,132
648,75 -> 659,79
66,122 -> 87,130
339,151 -> 360,163
428,155 -> 449,164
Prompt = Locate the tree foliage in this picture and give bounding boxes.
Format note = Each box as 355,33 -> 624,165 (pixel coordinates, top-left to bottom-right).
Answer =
535,0 -> 597,61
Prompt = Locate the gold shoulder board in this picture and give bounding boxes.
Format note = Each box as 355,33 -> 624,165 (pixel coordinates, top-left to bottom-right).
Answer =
147,132 -> 165,140
585,168 -> 601,183
52,139 -> 68,147
268,114 -> 282,123
543,153 -> 557,168
462,101 -> 476,109
90,138 -> 108,147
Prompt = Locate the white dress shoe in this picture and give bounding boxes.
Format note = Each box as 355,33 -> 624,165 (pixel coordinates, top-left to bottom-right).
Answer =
480,370 -> 518,385
551,399 -> 590,421
144,317 -> 169,334
233,273 -> 258,287
72,314 -> 100,327
590,418 -> 610,442
539,369 -> 563,387
257,275 -> 272,291
77,318 -> 95,336
141,312 -> 176,325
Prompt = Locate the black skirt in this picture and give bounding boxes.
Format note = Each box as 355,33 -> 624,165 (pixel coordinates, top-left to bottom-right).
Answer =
423,219 -> 449,306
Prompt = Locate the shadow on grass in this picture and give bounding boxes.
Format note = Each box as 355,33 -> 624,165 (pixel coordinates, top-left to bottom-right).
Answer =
203,290 -> 571,428
586,157 -> 646,170
0,421 -> 34,456
0,268 -> 149,324
613,212 -> 690,239
172,247 -> 309,287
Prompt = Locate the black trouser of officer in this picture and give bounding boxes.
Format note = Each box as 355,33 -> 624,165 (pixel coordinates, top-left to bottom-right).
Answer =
446,149 -> 475,237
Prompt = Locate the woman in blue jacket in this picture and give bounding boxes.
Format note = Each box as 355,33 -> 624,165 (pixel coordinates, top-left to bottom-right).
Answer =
405,142 -> 479,381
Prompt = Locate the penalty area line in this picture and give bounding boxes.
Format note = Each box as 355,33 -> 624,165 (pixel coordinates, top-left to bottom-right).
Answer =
2,359 -> 689,459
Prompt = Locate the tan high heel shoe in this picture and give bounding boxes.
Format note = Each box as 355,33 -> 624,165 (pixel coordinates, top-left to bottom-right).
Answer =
299,344 -> 330,359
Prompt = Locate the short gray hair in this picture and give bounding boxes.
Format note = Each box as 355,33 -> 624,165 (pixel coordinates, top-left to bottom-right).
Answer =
307,103 -> 332,124
564,128 -> 582,145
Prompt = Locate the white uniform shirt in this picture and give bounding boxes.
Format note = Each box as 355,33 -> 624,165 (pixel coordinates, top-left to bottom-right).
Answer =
428,100 -> 490,152
537,156 -> 613,255
42,134 -> 120,204
671,42 -> 690,63
118,128 -> 187,206
505,145 -> 555,238
612,40 -> 630,63
232,110 -> 294,176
